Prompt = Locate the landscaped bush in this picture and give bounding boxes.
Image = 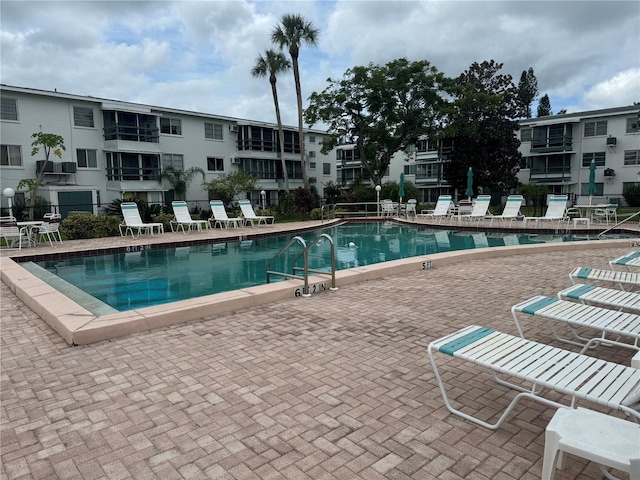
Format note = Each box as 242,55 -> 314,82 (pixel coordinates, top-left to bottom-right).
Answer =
151,213 -> 174,233
61,214 -> 121,239
309,208 -> 322,220
623,185 -> 640,207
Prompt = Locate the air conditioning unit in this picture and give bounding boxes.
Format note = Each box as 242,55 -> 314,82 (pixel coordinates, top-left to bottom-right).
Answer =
229,125 -> 239,132
604,168 -> 615,177
230,158 -> 240,165
606,137 -> 617,145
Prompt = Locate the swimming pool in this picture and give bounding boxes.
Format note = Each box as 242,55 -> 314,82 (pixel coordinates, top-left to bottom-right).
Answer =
32,222 -> 588,312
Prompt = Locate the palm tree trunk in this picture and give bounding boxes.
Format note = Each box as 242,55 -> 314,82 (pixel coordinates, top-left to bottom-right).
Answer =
291,54 -> 309,189
271,80 -> 289,193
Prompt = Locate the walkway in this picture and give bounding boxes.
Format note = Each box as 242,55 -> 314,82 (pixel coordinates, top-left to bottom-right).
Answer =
1,223 -> 637,479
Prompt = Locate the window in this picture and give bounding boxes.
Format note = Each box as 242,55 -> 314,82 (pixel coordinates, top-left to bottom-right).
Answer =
205,122 -> 223,140
0,145 -> 22,166
627,117 -> 640,133
520,127 -> 532,142
580,182 -> 604,196
73,106 -> 95,127
581,152 -> 606,167
1,97 -> 18,121
584,121 -> 607,137
404,164 -> 416,175
309,162 -> 316,169
323,163 -> 331,175
207,157 -> 224,171
160,117 -> 182,135
77,149 -> 98,168
162,154 -> 184,171
309,135 -> 316,143
624,150 -> 640,166
309,177 -> 317,184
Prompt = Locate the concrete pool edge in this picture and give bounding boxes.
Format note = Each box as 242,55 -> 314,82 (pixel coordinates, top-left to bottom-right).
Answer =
2,236 -> 638,346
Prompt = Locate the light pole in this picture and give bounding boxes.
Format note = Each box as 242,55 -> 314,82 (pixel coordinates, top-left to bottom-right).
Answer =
3,187 -> 15,218
375,185 -> 381,217
260,190 -> 266,211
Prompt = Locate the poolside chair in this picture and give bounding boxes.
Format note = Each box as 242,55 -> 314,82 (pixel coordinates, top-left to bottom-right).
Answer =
523,195 -> 569,228
428,325 -> 640,430
119,202 -> 164,238
405,199 -> 417,219
459,195 -> 492,225
209,200 -> 245,229
593,204 -> 618,225
511,295 -> 640,358
238,200 -> 274,226
416,195 -> 452,223
0,219 -> 28,249
570,267 -> 640,291
36,213 -> 62,245
610,251 -> 640,272
489,195 -> 524,227
170,201 -> 209,233
558,283 -> 640,314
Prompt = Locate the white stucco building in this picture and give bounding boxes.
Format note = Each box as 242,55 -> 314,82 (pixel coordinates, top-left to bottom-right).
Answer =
0,85 -> 336,217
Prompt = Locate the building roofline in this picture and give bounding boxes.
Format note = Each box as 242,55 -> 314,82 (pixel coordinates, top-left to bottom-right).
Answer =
519,105 -> 639,126
0,83 -> 328,134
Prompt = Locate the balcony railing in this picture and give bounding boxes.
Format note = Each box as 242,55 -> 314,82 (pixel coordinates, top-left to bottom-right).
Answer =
530,135 -> 573,153
528,166 -> 572,182
106,167 -> 161,181
104,125 -> 159,143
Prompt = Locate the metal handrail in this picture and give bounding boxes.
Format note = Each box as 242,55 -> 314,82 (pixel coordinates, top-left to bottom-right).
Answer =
291,233 -> 337,292
597,211 -> 640,238
266,236 -> 309,294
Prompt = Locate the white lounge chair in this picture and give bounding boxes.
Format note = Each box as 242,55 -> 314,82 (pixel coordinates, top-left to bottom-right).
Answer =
511,295 -> 640,359
559,283 -> 640,314
238,200 -> 274,226
523,195 -> 569,228
170,201 -> 209,233
428,325 -> 640,430
119,202 -> 164,238
209,200 -> 245,229
610,251 -> 640,271
570,267 -> 640,291
37,213 -> 62,245
459,195 -> 492,225
416,195 -> 452,223
490,195 -> 524,227
0,218 -> 28,249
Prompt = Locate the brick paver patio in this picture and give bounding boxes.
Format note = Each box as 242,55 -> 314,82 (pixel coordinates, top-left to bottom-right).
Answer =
1,228 -> 636,479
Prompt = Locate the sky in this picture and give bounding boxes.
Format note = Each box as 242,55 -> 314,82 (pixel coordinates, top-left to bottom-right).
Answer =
1,0 -> 639,129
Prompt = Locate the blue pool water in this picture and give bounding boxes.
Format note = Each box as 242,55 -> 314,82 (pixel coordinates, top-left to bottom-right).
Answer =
35,223 -> 589,312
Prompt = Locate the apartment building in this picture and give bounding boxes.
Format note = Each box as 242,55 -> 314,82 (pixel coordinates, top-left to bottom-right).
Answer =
0,85 -> 335,217
516,105 -> 640,203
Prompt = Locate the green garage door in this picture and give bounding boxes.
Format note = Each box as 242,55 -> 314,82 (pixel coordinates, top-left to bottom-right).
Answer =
58,191 -> 93,219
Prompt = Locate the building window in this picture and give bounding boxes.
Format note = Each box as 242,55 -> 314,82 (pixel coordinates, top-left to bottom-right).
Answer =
323,163 -> 331,175
584,121 -> 607,137
580,182 -> 604,196
0,97 -> 18,121
207,157 -> 224,171
205,122 -> 223,140
309,177 -> 317,184
581,152 -> 606,167
160,118 -> 182,135
624,150 -> 640,166
404,164 -> 416,175
309,135 -> 316,143
520,127 -> 532,142
77,149 -> 98,168
0,145 -> 22,166
627,117 -> 640,133
73,106 -> 95,128
309,162 -> 316,169
162,154 -> 184,171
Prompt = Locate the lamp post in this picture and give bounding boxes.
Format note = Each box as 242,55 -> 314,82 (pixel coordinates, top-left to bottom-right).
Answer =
3,187 -> 15,218
375,185 -> 381,217
260,190 -> 266,211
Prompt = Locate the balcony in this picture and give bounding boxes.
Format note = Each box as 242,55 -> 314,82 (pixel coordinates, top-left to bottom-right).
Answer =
106,166 -> 161,182
528,166 -> 572,183
530,135 -> 573,153
103,125 -> 159,143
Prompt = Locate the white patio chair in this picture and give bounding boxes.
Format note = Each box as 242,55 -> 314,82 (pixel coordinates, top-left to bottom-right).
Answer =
37,213 -> 63,245
489,195 -> 524,227
119,202 -> 164,238
238,200 -> 274,226
170,201 -> 209,233
209,200 -> 245,229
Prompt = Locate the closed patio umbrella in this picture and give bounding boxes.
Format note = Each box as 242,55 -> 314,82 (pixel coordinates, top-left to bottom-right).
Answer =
588,159 -> 597,204
465,167 -> 474,200
399,172 -> 405,204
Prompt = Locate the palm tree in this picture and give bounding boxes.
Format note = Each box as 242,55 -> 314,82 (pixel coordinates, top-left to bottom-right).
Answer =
160,166 -> 205,201
251,49 -> 292,193
271,13 -> 319,190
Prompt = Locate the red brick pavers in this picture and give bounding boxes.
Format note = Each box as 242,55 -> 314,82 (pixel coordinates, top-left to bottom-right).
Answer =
1,240 -> 636,479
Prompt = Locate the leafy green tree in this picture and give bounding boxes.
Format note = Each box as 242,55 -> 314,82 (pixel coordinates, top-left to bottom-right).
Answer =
537,94 -> 553,117
441,60 -> 522,196
251,49 -> 292,192
271,13 -> 319,190
18,132 -> 66,220
519,183 -> 550,216
322,180 -> 343,204
160,166 -> 205,201
517,67 -> 538,118
292,187 -> 314,217
306,58 -> 446,187
204,171 -> 258,209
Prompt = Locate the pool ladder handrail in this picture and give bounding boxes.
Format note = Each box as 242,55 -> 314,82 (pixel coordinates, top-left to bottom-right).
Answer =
265,233 -> 337,297
597,210 -> 640,238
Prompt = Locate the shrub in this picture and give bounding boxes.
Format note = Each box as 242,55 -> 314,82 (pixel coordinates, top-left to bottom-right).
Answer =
309,208 -> 323,220
623,185 -> 640,207
151,212 -> 174,233
61,214 -> 121,239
